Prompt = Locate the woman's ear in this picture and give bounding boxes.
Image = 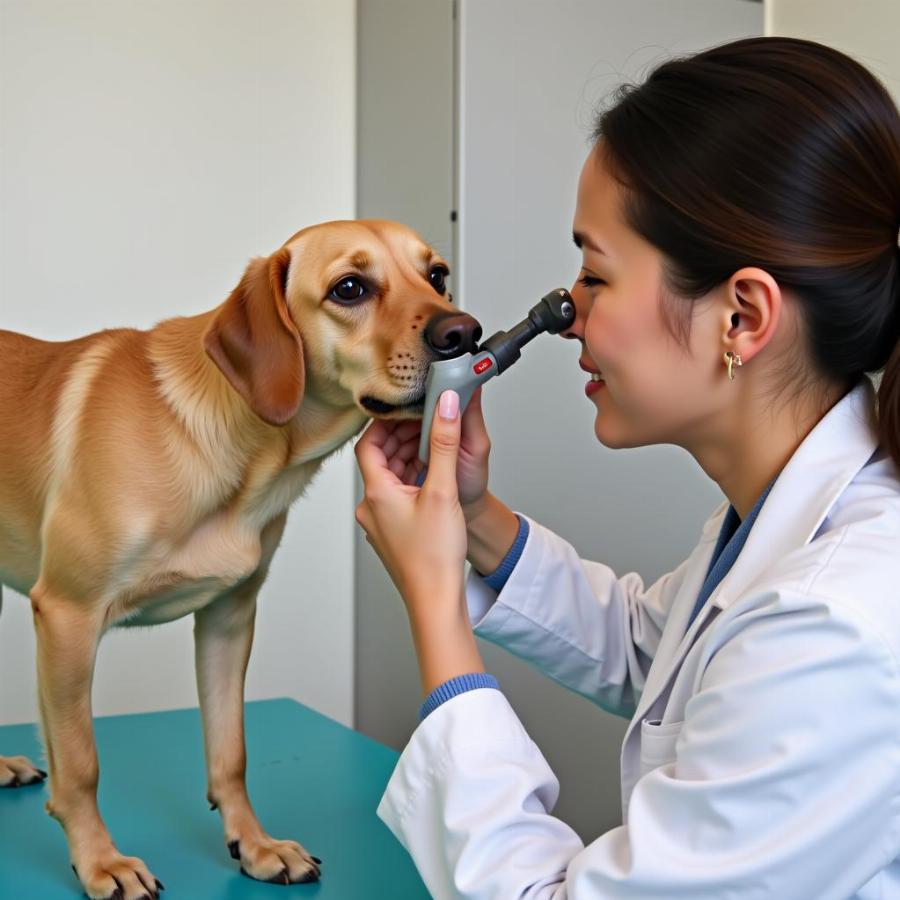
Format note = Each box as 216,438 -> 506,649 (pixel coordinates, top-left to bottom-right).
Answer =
203,246 -> 304,425
723,267 -> 783,364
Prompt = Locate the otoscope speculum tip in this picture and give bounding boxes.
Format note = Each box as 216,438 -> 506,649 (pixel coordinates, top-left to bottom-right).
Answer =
530,288 -> 575,334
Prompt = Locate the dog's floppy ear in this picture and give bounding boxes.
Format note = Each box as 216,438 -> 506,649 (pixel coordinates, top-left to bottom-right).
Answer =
203,247 -> 304,426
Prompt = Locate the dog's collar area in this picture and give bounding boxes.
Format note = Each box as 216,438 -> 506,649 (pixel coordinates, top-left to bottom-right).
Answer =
361,395 -> 425,415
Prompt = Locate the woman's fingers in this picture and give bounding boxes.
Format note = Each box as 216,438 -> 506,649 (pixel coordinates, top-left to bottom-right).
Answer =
461,387 -> 490,453
382,431 -> 400,459
381,419 -> 418,456
372,418 -> 421,467
422,391 -> 462,495
384,448 -> 423,485
371,419 -> 422,462
394,434 -> 423,464
387,456 -> 407,479
461,386 -> 486,437
355,414 -> 429,491
393,419 -> 422,441
355,420 -> 402,488
402,459 -> 425,486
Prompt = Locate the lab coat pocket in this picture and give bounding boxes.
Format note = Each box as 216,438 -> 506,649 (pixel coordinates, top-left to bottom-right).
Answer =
639,718 -> 684,777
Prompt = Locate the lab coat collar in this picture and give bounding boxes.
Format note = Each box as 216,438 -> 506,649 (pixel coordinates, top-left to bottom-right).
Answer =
624,380 -> 879,755
705,377 -> 878,616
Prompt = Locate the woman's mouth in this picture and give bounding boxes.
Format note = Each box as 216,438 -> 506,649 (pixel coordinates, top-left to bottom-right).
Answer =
585,370 -> 605,397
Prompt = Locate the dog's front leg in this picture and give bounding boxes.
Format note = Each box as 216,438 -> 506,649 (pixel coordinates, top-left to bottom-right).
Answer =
194,585 -> 321,885
32,584 -> 163,900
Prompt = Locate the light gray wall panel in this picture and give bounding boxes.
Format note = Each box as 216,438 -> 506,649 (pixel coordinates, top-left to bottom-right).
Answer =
453,0 -> 761,840
354,0 -> 456,743
356,0 -> 763,840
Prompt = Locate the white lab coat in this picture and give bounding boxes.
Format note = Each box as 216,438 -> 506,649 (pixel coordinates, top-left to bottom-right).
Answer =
377,380 -> 900,899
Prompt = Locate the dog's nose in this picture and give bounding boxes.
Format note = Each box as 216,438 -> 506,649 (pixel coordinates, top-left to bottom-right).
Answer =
424,312 -> 483,358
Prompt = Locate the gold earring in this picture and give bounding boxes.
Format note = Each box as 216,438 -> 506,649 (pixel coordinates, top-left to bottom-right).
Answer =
724,351 -> 743,381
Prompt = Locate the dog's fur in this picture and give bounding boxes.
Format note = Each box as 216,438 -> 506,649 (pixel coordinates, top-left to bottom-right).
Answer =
0,220 -> 479,897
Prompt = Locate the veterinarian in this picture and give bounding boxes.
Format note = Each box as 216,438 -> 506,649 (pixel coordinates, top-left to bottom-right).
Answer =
354,37 -> 900,898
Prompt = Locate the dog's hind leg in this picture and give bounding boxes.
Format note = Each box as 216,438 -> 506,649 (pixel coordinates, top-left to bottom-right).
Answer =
0,585 -> 48,788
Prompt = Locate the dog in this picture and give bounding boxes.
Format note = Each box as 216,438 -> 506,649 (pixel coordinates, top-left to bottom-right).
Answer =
0,219 -> 481,898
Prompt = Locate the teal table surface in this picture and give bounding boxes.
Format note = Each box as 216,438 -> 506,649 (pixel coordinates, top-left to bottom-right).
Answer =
0,699 -> 429,899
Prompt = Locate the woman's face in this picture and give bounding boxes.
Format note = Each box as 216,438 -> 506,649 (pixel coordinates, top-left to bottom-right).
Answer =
568,146 -> 722,450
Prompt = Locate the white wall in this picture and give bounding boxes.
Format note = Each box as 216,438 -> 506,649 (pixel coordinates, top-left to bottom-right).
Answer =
766,0 -> 900,102
0,0 -> 357,726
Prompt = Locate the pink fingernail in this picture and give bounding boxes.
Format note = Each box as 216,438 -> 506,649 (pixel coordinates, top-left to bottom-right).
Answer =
439,390 -> 459,420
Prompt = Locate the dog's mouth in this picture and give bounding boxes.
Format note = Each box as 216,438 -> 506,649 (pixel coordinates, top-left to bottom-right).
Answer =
360,393 -> 426,417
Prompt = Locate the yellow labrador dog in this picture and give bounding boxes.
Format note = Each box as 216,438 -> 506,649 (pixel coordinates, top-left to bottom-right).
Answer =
0,220 -> 481,898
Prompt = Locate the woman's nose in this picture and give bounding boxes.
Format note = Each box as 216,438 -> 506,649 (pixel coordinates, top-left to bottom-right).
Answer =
424,311 -> 483,358
559,282 -> 590,341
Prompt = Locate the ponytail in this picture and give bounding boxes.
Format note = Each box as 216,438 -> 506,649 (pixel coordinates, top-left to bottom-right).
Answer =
877,246 -> 900,469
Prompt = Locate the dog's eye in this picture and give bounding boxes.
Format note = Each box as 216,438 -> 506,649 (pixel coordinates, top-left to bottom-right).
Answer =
429,266 -> 449,295
330,276 -> 368,303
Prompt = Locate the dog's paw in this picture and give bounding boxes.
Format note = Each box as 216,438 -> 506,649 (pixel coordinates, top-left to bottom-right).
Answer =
71,849 -> 164,900
227,833 -> 321,885
0,754 -> 47,787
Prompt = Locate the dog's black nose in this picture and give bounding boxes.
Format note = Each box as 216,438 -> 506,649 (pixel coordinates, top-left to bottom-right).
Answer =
424,312 -> 483,358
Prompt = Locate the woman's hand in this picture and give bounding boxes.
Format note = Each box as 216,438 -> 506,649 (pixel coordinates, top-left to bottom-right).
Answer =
363,387 -> 492,521
455,387 -> 492,519
355,390 -> 469,608
355,390 -> 485,694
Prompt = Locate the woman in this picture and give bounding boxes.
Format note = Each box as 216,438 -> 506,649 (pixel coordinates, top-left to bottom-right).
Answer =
355,37 -> 900,898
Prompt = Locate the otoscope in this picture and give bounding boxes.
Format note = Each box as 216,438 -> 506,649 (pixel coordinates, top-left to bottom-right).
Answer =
418,288 -> 576,465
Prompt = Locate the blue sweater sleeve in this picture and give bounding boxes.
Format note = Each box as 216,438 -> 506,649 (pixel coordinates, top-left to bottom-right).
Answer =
420,673 -> 501,721
479,514 -> 530,592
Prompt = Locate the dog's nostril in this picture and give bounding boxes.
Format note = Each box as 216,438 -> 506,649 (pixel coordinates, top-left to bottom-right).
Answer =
423,312 -> 483,359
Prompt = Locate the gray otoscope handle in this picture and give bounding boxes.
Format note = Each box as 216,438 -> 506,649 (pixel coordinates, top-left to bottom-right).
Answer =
418,350 -> 499,465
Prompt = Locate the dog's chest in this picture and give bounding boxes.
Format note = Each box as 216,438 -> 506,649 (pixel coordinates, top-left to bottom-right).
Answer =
113,464 -> 319,627
119,577 -> 232,626
114,515 -> 266,627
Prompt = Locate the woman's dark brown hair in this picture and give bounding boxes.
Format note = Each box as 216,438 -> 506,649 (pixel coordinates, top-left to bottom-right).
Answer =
594,37 -> 900,467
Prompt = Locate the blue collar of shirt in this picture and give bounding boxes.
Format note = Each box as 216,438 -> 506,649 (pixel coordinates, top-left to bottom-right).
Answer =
687,476 -> 778,629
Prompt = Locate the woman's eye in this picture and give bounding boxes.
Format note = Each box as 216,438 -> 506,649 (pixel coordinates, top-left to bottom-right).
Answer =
330,276 -> 367,303
429,267 -> 448,295
578,275 -> 605,289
